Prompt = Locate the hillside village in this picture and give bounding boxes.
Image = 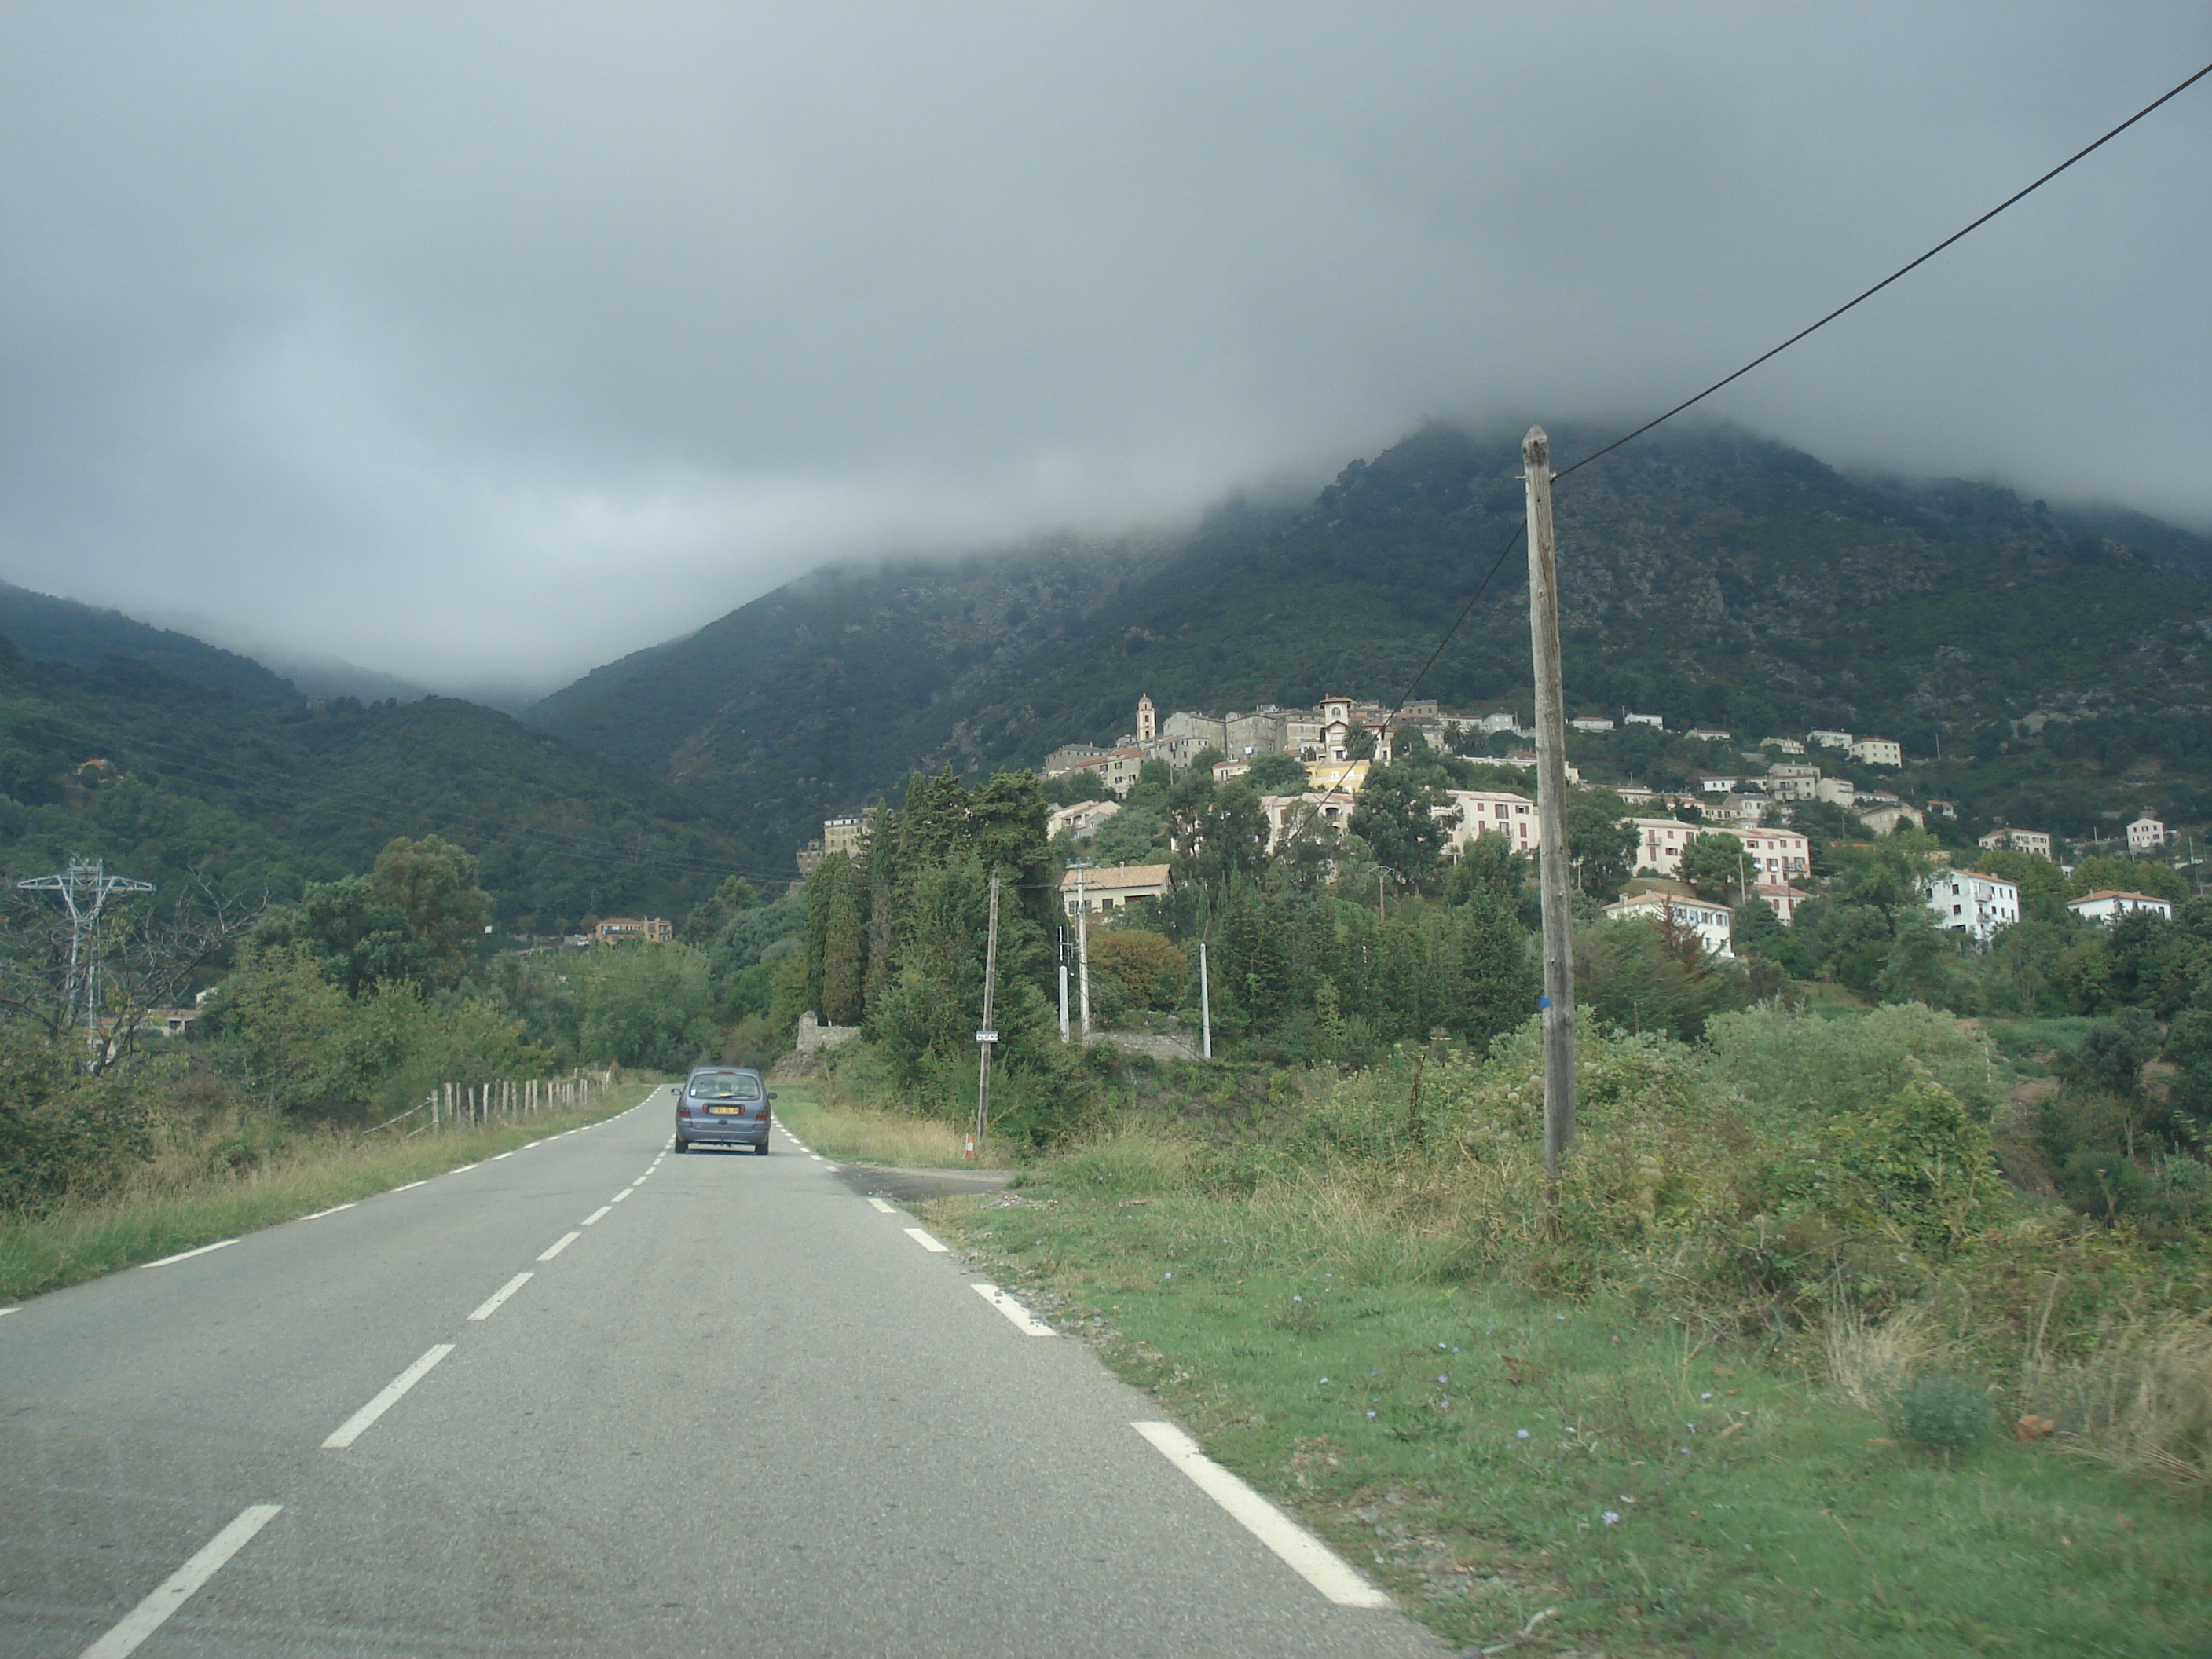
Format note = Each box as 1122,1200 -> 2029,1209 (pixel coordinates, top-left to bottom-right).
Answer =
799,689 -> 2194,963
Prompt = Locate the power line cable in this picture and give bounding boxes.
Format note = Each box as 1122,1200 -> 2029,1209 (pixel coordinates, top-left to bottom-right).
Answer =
1381,57 -> 2212,720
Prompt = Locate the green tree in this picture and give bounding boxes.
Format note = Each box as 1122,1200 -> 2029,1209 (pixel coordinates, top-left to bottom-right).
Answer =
369,836 -> 492,987
577,943 -> 714,1069
1679,831 -> 1748,900
1349,764 -> 1449,888
1243,752 -> 1309,793
1089,803 -> 1165,866
2071,854 -> 2188,905
207,942 -> 346,1109
1566,788 -> 1637,895
1974,847 -> 2070,924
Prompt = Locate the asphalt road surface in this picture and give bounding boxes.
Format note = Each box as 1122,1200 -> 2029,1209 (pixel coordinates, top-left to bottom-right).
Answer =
1,1089 -> 1449,1657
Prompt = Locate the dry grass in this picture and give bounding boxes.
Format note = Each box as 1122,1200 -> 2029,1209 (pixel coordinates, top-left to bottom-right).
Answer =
1824,1302 -> 1943,1411
2027,1312 -> 2212,1498
0,1087 -> 651,1304
770,1081 -> 984,1168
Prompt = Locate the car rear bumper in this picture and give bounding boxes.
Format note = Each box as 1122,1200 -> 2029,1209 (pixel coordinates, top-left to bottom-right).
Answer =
676,1120 -> 769,1147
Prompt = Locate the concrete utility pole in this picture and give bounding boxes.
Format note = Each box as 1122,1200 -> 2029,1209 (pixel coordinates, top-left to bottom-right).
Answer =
16,856 -> 156,1049
1073,862 -> 1092,1045
1197,938 -> 1212,1060
1057,926 -> 1071,1042
1522,427 -> 1577,1181
972,870 -> 1001,1161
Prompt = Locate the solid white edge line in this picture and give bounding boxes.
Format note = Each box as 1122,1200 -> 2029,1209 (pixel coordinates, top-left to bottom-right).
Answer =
297,1203 -> 357,1222
392,1180 -> 427,1192
138,1239 -> 236,1269
467,1272 -> 534,1321
867,1197 -> 896,1213
903,1227 -> 948,1254
322,1345 -> 456,1448
77,1502 -> 284,1659
972,1283 -> 1055,1335
580,1206 -> 611,1225
537,1231 -> 580,1262
1131,1422 -> 1392,1609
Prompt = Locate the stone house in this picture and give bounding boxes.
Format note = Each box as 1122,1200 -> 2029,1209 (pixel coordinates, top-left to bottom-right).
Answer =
1060,863 -> 1173,916
2127,815 -> 2169,852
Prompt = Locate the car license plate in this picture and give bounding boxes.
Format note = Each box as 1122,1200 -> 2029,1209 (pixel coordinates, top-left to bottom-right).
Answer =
708,1105 -> 742,1115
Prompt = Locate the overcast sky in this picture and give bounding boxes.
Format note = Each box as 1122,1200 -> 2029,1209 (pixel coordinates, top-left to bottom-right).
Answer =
2,3 -> 2207,701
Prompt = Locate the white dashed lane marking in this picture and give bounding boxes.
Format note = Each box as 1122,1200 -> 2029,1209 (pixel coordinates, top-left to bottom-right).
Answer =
866,1198 -> 896,1214
78,1503 -> 284,1659
467,1273 -> 533,1322
323,1345 -> 455,1448
972,1284 -> 1055,1335
139,1240 -> 236,1269
1132,1421 -> 1392,1609
537,1232 -> 580,1262
903,1228 -> 948,1254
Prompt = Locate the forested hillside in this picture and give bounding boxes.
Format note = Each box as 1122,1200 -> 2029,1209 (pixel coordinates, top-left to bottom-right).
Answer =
0,638 -> 765,931
528,419 -> 2212,862
0,580 -> 301,705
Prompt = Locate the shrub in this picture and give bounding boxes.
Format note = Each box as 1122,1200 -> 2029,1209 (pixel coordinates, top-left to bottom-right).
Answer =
1884,1370 -> 1994,1453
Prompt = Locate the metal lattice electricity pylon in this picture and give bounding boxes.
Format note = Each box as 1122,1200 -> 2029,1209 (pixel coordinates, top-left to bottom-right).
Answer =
16,856 -> 156,1046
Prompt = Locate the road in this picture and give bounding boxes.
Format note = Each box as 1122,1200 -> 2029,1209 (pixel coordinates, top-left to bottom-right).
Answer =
0,1088 -> 1449,1657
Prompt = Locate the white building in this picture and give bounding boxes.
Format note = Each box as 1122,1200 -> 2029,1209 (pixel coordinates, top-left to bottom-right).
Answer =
1764,763 -> 1822,800
1738,827 -> 1812,882
2067,889 -> 2175,925
1849,737 -> 1904,767
1752,883 -> 1813,925
1478,711 -> 1525,735
1684,727 -> 1733,743
1925,869 -> 2021,946
1624,712 -> 1665,730
1815,777 -> 1858,809
2127,815 -> 2169,852
1259,790 -> 1358,853
1440,789 -> 1536,855
1808,729 -> 1853,749
1046,799 -> 1122,843
1628,816 -> 1699,877
1569,715 -> 1616,734
1602,892 -> 1734,958
1759,736 -> 1807,755
1978,827 -> 2054,859
1694,772 -> 1739,793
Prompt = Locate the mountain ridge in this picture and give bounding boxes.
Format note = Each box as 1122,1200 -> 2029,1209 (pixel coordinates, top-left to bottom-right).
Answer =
526,419 -> 2212,865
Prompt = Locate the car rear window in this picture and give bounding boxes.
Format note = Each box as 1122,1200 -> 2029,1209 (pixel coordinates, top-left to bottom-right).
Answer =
689,1074 -> 764,1101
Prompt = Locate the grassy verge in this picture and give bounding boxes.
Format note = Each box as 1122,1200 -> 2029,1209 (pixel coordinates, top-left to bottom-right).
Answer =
769,1078 -> 1002,1169
0,1083 -> 661,1306
926,1133 -> 2212,1659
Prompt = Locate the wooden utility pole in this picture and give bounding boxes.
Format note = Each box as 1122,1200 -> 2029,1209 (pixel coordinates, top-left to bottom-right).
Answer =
1523,426 -> 1577,1181
972,870 -> 1001,1160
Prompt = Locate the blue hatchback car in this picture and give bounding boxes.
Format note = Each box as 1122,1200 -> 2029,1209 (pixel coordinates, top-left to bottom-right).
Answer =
674,1067 -> 774,1154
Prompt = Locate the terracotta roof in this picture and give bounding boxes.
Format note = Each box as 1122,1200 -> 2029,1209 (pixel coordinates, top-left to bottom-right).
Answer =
2067,890 -> 2172,906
